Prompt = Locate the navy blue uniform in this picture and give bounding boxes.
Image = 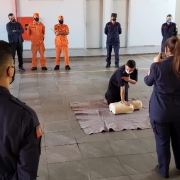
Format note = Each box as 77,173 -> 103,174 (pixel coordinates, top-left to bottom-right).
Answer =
161,22 -> 178,52
104,22 -> 122,65
144,56 -> 180,177
6,22 -> 24,68
105,65 -> 138,104
0,86 -> 41,180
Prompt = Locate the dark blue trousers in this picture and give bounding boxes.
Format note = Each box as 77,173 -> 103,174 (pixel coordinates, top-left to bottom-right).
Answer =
106,44 -> 120,65
105,86 -> 128,105
151,121 -> 180,177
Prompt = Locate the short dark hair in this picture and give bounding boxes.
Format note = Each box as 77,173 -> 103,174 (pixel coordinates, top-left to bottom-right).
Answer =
167,14 -> 172,17
126,60 -> 136,68
8,13 -> 13,17
0,41 -> 13,77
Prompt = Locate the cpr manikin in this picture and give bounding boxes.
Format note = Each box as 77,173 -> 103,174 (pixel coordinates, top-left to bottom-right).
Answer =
109,100 -> 142,115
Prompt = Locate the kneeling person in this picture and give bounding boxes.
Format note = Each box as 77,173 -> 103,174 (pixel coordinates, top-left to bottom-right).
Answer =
105,60 -> 138,105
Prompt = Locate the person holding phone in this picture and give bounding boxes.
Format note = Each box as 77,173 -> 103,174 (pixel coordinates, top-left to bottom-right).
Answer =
144,36 -> 180,178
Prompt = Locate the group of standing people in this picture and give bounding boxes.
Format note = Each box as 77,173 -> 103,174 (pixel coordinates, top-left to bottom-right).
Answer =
1,11 -> 180,180
6,13 -> 71,71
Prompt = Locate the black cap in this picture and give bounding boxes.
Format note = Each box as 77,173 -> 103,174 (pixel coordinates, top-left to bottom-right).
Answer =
111,13 -> 117,17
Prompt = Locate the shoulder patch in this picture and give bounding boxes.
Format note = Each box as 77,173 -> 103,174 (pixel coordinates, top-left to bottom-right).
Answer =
36,124 -> 42,138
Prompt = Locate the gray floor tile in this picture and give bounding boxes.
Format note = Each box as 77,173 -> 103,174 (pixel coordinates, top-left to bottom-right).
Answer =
44,121 -> 72,133
132,129 -> 154,138
105,130 -> 136,141
129,172 -> 165,180
84,157 -> 127,179
45,131 -> 76,147
48,161 -> 89,180
98,177 -> 131,180
73,130 -> 107,143
37,164 -> 49,180
42,110 -> 69,122
109,139 -> 148,155
70,120 -> 82,130
79,141 -> 115,159
46,144 -> 81,163
118,153 -> 157,175
39,148 -> 47,165
139,137 -> 156,152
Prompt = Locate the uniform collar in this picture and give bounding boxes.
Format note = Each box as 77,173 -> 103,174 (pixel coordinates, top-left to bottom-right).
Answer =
0,86 -> 10,95
164,56 -> 173,61
33,21 -> 40,25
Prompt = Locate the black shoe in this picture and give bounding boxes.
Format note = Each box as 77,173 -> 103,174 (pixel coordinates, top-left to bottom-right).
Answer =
115,64 -> 119,68
54,65 -> 59,70
42,67 -> 47,70
65,65 -> 71,70
155,165 -> 169,178
106,64 -> 110,68
31,67 -> 37,71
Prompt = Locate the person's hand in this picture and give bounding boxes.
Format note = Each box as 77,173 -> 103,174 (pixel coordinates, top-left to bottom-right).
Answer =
121,101 -> 130,106
121,75 -> 130,82
147,70 -> 150,76
154,53 -> 161,63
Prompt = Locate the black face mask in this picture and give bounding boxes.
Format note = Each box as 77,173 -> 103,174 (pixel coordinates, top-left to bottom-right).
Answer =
11,19 -> 16,23
34,18 -> 39,22
7,66 -> 15,84
112,18 -> 116,21
59,20 -> 63,24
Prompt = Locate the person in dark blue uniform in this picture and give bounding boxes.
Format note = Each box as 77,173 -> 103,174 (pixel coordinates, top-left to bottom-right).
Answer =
0,41 -> 41,179
161,14 -> 178,52
144,36 -> 180,178
105,60 -> 138,105
6,13 -> 25,72
104,13 -> 122,68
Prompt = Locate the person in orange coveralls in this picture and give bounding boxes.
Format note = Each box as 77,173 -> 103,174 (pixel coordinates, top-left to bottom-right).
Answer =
27,13 -> 47,71
54,16 -> 70,70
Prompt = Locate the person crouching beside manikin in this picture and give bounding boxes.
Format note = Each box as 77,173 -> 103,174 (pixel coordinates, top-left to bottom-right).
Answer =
105,60 -> 138,105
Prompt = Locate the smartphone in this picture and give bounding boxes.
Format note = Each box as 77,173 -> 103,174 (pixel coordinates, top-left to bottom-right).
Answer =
160,52 -> 166,60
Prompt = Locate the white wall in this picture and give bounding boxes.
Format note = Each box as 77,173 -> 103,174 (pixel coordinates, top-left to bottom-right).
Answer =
0,0 -> 85,50
175,0 -> 180,35
128,0 -> 176,47
0,0 -> 14,43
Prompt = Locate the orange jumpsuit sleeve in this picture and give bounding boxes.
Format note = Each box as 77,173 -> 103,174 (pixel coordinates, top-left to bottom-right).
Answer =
54,25 -> 58,33
65,25 -> 69,34
42,24 -> 45,36
27,23 -> 31,36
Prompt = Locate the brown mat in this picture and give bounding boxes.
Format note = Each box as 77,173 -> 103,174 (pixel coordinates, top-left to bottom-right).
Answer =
70,97 -> 151,135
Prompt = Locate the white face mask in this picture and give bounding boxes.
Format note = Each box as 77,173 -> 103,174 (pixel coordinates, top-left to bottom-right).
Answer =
125,70 -> 133,74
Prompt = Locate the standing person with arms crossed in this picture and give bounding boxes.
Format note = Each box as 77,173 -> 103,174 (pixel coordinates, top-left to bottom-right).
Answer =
144,36 -> 180,178
6,13 -> 25,72
27,13 -> 47,71
104,13 -> 122,68
0,40 -> 41,179
54,15 -> 71,70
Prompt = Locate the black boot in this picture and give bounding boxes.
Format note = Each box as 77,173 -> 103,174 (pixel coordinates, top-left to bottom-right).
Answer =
54,65 -> 59,70
115,64 -> 119,68
42,67 -> 47,70
31,67 -> 37,71
65,65 -> 71,70
106,64 -> 110,68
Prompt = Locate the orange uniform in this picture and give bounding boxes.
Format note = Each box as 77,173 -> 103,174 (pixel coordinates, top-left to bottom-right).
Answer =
54,21 -> 70,66
27,13 -> 46,68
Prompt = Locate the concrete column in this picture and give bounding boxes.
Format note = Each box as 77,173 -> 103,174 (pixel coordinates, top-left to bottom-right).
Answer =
103,0 -> 113,48
175,0 -> 180,37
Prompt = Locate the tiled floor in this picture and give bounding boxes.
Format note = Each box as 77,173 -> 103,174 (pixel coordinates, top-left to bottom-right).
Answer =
22,46 -> 160,59
11,55 -> 180,180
